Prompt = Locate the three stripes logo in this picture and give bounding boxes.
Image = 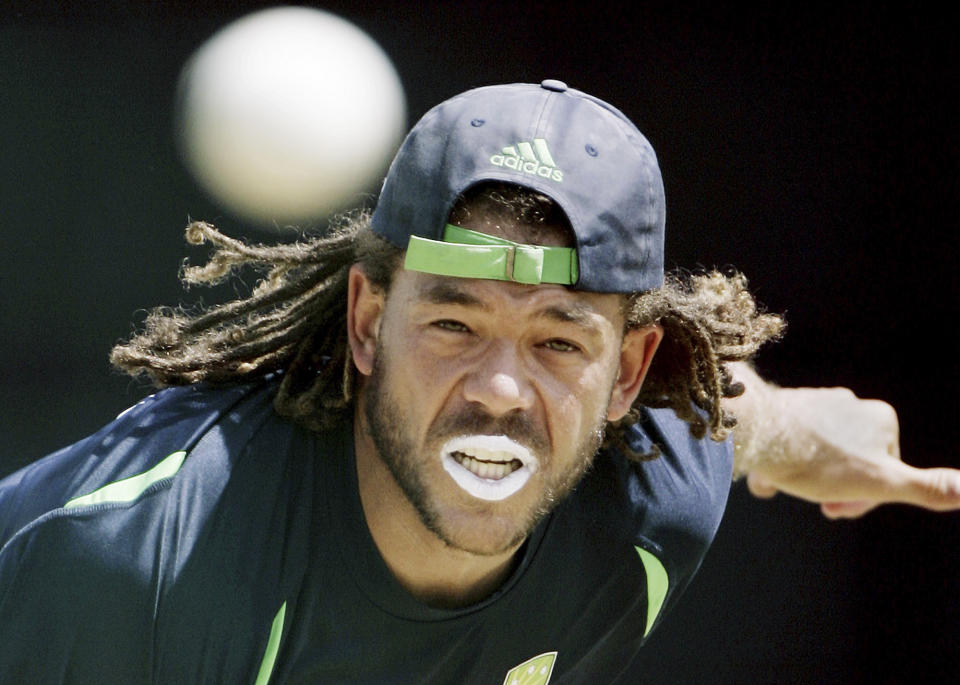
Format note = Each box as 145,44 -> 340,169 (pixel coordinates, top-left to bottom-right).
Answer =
490,138 -> 563,182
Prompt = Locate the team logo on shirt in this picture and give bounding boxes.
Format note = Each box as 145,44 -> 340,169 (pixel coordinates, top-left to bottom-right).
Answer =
490,139 -> 564,182
502,651 -> 557,685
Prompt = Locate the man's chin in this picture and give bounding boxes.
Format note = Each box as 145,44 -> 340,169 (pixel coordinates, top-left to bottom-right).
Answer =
423,501 -> 540,557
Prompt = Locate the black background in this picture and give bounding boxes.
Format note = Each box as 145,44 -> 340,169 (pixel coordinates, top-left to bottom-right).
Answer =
2,2 -> 957,681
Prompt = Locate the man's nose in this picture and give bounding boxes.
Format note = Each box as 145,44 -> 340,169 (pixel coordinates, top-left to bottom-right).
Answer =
461,341 -> 535,416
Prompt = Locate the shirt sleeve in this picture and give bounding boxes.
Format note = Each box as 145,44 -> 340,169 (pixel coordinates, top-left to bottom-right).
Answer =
0,379 -> 283,683
0,382 -> 264,548
0,506 -> 156,683
621,406 -> 734,638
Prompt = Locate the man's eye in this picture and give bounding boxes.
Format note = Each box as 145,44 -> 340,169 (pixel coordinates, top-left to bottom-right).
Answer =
433,320 -> 469,333
543,339 -> 581,353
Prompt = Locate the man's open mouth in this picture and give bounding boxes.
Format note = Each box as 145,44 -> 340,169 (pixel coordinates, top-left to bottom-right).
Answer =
441,435 -> 539,501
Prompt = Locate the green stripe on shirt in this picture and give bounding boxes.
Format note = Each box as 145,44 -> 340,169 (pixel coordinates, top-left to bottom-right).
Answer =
63,450 -> 187,509
254,602 -> 287,685
635,546 -> 669,637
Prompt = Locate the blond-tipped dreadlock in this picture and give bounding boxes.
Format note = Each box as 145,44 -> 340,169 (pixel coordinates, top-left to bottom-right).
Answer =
111,186 -> 783,461
110,211 -> 390,433
604,271 -> 783,460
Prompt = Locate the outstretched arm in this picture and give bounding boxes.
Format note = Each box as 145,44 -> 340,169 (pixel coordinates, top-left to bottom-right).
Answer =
724,362 -> 960,518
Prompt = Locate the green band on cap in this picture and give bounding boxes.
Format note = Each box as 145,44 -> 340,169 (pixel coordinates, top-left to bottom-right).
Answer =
404,224 -> 578,285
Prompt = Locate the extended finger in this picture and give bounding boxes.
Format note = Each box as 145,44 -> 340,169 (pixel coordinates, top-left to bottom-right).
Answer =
894,464 -> 960,511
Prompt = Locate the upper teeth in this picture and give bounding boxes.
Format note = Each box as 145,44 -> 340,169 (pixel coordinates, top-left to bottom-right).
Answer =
440,435 -> 540,501
453,452 -> 522,480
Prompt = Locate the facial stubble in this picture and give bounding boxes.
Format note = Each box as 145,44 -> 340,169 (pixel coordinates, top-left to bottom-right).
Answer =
362,344 -> 609,556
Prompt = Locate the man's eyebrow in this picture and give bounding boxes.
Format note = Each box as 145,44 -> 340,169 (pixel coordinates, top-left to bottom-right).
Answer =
416,280 -> 605,333
417,281 -> 490,309
540,303 -> 603,331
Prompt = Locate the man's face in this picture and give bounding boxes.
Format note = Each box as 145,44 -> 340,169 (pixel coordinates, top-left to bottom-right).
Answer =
359,266 -> 633,557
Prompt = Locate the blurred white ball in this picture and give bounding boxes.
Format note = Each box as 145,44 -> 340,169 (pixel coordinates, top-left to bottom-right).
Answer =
176,6 -> 406,225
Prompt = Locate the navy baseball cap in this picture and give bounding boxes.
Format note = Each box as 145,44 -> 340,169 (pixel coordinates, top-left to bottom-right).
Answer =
370,80 -> 666,293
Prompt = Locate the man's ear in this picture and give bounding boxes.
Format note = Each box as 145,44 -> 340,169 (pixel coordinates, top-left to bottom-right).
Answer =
607,324 -> 663,422
347,265 -> 385,377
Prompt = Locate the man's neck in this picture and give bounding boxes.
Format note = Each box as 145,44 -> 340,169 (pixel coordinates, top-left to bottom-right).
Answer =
352,409 -> 522,609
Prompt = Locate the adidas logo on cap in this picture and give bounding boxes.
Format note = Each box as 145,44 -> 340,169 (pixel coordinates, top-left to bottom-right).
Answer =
490,138 -> 563,182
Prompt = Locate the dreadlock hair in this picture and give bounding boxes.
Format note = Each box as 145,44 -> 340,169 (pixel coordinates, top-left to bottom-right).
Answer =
110,212 -> 396,432
604,270 -> 783,460
111,184 -> 783,461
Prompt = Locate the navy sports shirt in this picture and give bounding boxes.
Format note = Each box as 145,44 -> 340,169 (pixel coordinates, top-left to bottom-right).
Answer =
0,378 -> 731,683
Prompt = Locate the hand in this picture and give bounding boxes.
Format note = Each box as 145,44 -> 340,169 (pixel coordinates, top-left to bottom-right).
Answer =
742,386 -> 960,518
